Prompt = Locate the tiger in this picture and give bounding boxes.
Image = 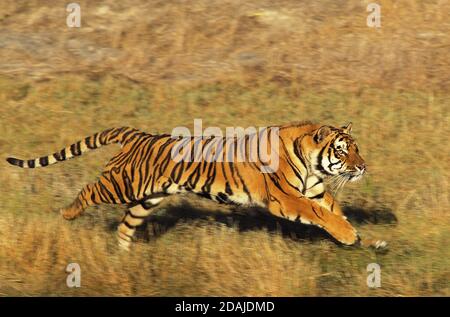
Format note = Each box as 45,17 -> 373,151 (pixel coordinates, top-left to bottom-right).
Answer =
6,122 -> 387,250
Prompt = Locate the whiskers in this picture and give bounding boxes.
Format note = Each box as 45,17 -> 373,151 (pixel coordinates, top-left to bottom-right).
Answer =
326,172 -> 352,197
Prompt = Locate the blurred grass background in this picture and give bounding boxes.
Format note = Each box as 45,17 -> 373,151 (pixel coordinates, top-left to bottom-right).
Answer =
0,0 -> 449,296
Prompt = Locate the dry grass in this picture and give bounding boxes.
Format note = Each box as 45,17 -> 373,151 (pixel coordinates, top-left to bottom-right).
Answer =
0,0 -> 449,296
1,0 -> 449,90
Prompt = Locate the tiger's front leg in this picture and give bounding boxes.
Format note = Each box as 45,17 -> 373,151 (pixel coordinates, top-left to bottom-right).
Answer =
300,178 -> 387,248
267,193 -> 359,245
117,196 -> 165,250
304,176 -> 344,216
312,192 -> 345,217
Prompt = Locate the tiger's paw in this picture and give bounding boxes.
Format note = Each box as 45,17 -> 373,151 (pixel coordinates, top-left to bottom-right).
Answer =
60,205 -> 83,220
328,217 -> 359,245
338,226 -> 359,246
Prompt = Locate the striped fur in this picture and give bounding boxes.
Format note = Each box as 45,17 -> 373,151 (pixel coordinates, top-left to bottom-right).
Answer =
7,122 -> 372,249
7,127 -> 140,169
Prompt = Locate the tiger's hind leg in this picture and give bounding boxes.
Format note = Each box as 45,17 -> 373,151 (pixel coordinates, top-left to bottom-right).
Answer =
60,174 -> 131,220
60,182 -> 103,220
117,197 -> 165,250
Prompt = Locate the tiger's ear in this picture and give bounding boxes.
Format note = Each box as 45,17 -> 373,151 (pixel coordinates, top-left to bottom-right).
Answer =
341,122 -> 352,134
314,125 -> 333,143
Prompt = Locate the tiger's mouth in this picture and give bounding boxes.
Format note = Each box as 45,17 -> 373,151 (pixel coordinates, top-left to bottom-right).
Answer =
326,169 -> 363,195
349,173 -> 363,182
348,169 -> 365,182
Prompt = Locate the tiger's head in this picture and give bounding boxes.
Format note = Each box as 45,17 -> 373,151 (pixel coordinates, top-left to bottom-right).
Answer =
310,123 -> 366,182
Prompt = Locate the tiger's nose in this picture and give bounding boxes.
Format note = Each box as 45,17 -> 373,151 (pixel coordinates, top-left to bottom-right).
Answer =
356,163 -> 366,173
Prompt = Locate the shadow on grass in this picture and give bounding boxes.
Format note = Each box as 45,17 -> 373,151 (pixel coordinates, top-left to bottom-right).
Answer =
343,205 -> 398,225
110,198 -> 397,244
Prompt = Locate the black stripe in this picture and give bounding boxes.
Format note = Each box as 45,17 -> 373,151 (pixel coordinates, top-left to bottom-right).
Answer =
225,181 -> 233,195
235,165 -> 252,203
87,188 -> 99,204
85,135 -> 98,149
122,220 -> 136,229
39,156 -> 49,167
127,210 -> 149,220
108,128 -> 122,140
54,149 -> 66,161
122,170 -> 136,202
6,157 -> 24,167
117,134 -> 153,197
227,161 -> 239,187
266,173 -> 289,195
98,180 -> 117,204
283,138 -> 306,188
137,136 -> 166,194
99,128 -> 114,145
141,199 -> 159,209
70,142 -> 82,156
79,190 -> 89,207
280,171 -> 302,193
197,192 -> 212,200
310,178 -> 322,189
110,174 -> 127,204
185,163 -> 201,189
313,130 -> 321,143
309,192 -> 325,200
200,161 -> 217,194
121,129 -> 139,144
27,159 -> 35,168
161,179 -> 172,192
316,146 -> 333,176
217,192 -> 229,203
170,161 -> 185,184
92,183 -> 107,203
311,206 -> 324,220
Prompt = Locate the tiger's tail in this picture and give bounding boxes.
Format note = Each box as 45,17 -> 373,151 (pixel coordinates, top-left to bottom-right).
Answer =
6,127 -> 140,168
